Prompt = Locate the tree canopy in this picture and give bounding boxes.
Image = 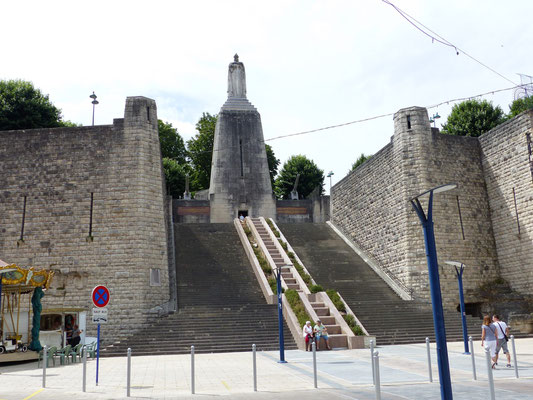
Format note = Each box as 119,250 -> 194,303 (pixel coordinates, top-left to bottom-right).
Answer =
158,120 -> 187,163
187,112 -> 217,190
0,79 -> 66,131
441,99 -> 506,137
509,96 -> 533,118
351,153 -> 372,171
275,155 -> 324,199
265,144 -> 280,188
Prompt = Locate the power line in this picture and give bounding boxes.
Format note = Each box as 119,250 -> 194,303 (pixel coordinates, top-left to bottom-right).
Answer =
381,0 -> 518,87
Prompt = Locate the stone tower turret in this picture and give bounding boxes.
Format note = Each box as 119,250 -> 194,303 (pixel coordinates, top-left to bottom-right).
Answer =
209,55 -> 276,222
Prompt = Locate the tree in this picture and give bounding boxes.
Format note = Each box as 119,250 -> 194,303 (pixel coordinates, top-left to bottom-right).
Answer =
351,153 -> 372,171
265,144 -> 280,188
0,79 -> 66,131
187,112 -> 217,190
158,120 -> 187,163
275,155 -> 324,199
441,99 -> 505,137
162,158 -> 189,198
509,96 -> 533,118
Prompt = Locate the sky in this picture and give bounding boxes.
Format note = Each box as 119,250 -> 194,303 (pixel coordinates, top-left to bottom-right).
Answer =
2,0 -> 532,193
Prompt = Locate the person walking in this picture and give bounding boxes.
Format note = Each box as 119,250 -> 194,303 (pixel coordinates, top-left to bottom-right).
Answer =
481,315 -> 498,369
493,314 -> 512,367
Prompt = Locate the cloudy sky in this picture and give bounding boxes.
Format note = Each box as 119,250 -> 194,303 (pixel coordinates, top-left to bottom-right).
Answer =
2,0 -> 532,191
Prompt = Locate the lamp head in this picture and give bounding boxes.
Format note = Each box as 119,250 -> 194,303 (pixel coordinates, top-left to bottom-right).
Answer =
410,183 -> 457,201
444,261 -> 464,268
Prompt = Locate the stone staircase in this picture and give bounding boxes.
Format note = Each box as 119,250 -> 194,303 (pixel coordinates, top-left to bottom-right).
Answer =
101,223 -> 296,356
248,218 -> 350,349
277,223 -> 486,346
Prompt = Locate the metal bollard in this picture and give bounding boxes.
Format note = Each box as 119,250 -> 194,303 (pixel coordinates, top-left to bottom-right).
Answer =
83,345 -> 87,392
252,344 -> 257,392
312,341 -> 317,389
370,339 -> 375,384
191,345 -> 195,394
511,335 -> 519,378
484,346 -> 496,400
425,337 -> 433,383
42,345 -> 47,388
374,351 -> 381,400
469,336 -> 476,380
127,348 -> 131,397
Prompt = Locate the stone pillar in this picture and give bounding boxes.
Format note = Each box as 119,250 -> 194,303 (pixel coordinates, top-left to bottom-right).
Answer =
209,56 -> 276,222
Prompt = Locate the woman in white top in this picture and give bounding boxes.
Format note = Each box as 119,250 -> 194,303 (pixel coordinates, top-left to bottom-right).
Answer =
302,321 -> 313,351
481,315 -> 498,368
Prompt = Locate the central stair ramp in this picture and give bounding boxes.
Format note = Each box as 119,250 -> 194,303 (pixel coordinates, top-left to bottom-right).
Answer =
242,217 -> 363,350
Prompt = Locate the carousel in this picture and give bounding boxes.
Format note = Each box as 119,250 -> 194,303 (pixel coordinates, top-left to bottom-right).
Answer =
0,259 -> 54,356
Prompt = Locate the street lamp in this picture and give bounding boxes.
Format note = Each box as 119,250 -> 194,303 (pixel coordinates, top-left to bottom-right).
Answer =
275,265 -> 288,363
327,171 -> 334,194
445,261 -> 470,355
90,92 -> 99,126
410,183 -> 456,400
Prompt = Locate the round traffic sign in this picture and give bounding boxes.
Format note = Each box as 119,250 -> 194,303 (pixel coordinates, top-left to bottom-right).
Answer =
92,285 -> 110,308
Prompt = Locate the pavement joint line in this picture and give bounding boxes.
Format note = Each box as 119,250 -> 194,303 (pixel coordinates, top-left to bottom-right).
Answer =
22,388 -> 44,400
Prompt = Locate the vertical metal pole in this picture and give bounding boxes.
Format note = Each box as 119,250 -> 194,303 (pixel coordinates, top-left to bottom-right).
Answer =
426,337 -> 433,382
370,339 -> 375,384
456,267 -> 469,354
191,345 -> 195,395
127,348 -> 131,397
412,193 -> 453,400
511,335 -> 519,378
42,345 -> 47,388
312,341 -> 317,388
276,269 -> 286,363
96,323 -> 100,386
252,344 -> 257,392
374,351 -> 381,400
83,345 -> 87,392
469,336 -> 476,380
484,346 -> 495,400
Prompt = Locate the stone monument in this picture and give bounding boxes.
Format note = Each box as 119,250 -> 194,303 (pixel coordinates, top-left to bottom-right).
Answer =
209,55 -> 276,222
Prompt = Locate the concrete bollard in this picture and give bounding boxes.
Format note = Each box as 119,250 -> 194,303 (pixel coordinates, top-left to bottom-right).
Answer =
42,345 -> 47,388
510,335 -> 519,379
191,345 -> 195,395
425,337 -> 433,383
484,346 -> 495,400
469,336 -> 476,380
127,348 -> 131,397
370,339 -> 375,384
312,341 -> 317,389
374,351 -> 381,400
252,344 -> 257,392
83,346 -> 87,392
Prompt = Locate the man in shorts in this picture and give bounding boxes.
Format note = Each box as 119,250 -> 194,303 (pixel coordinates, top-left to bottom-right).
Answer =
493,314 -> 511,367
313,320 -> 331,350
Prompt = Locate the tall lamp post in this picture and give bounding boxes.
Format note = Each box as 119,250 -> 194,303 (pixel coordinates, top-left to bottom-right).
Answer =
410,183 -> 456,400
90,92 -> 99,126
445,261 -> 469,354
275,265 -> 288,363
327,171 -> 334,194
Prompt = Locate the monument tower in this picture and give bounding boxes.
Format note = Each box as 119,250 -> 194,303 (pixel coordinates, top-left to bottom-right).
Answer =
209,55 -> 276,222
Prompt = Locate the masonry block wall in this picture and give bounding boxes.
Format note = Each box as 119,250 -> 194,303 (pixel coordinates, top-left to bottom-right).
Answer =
332,106 -> 500,307
479,110 -> 533,295
0,96 -> 170,343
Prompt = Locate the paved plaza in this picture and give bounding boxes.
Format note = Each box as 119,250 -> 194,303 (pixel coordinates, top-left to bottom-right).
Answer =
1,338 -> 532,399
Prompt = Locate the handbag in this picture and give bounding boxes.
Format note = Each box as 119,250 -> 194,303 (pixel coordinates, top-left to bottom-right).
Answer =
496,322 -> 509,342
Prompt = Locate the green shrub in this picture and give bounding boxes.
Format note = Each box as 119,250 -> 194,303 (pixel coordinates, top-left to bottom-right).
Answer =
343,314 -> 365,336
285,289 -> 312,327
287,251 -> 294,259
309,284 -> 324,293
279,240 -> 288,251
243,226 -> 252,236
326,289 -> 346,313
253,247 -> 272,275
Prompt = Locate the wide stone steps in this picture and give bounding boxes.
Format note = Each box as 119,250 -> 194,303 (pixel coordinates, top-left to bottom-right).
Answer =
278,223 -> 486,346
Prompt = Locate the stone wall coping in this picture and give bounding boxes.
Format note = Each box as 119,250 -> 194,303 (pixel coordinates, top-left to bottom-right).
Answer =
326,221 -> 413,301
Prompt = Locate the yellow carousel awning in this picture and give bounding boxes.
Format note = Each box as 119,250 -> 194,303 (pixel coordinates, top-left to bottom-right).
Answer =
0,262 -> 54,293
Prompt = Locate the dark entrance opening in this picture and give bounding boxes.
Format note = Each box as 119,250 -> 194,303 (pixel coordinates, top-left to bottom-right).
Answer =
238,210 -> 248,218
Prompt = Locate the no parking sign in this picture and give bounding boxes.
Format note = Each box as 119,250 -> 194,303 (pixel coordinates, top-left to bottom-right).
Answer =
92,285 -> 110,308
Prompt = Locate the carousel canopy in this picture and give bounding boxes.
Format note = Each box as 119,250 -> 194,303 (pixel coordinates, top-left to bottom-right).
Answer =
0,261 -> 54,294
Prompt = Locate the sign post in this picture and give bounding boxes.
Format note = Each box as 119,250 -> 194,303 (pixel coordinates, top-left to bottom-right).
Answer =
92,285 -> 110,387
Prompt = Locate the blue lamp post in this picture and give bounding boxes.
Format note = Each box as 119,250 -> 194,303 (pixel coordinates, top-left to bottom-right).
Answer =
445,261 -> 470,355
410,184 -> 456,400
275,265 -> 288,363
